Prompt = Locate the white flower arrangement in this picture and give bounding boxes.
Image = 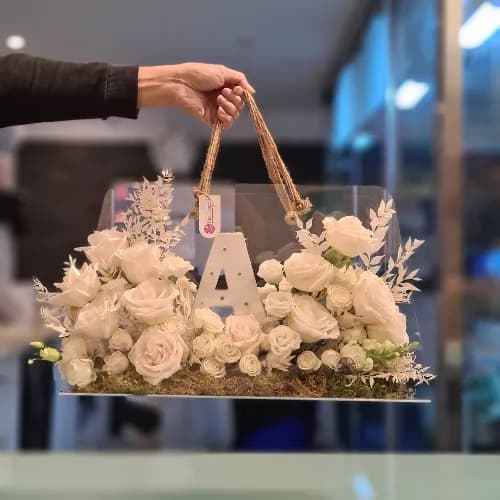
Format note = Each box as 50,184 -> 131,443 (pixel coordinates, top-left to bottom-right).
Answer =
30,173 -> 434,399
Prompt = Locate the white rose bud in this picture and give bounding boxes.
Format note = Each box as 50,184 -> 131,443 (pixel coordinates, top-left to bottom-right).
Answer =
297,351 -> 322,372
342,327 -> 367,343
59,358 -> 97,388
61,337 -> 87,361
258,283 -> 277,299
257,259 -> 284,284
104,351 -> 129,375
340,342 -> 367,371
265,352 -> 293,373
325,284 -> 353,315
268,325 -> 301,357
239,353 -> 262,377
321,349 -> 341,370
193,308 -> 224,335
80,229 -> 128,271
363,357 -> 374,372
116,241 -> 161,285
201,358 -> 226,379
160,253 -> 194,278
283,252 -> 334,292
51,263 -> 101,308
338,312 -> 357,330
323,215 -> 379,258
109,329 -> 133,352
278,278 -> 293,292
214,335 -> 242,364
263,291 -> 294,319
192,332 -> 216,361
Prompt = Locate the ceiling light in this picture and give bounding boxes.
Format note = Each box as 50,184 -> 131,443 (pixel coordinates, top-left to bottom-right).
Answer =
460,2 -> 500,49
5,34 -> 26,50
395,80 -> 429,110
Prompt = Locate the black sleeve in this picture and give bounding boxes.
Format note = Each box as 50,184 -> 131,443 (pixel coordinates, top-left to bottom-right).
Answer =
0,53 -> 139,127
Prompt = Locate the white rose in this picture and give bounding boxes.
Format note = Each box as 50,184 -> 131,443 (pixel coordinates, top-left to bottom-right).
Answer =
175,276 -> 197,318
128,327 -> 187,385
109,329 -> 133,352
193,308 -> 224,335
160,253 -> 194,278
326,284 -> 353,315
342,327 -> 367,343
116,241 -> 161,285
338,312 -> 358,330
104,351 -> 129,375
121,278 -> 178,325
224,314 -> 262,353
192,332 -> 216,361
268,325 -> 301,356
263,291 -> 294,319
297,351 -> 321,372
239,353 -> 262,377
352,271 -> 399,324
156,315 -> 188,339
214,335 -> 242,363
96,277 -> 129,305
61,337 -> 87,361
51,263 -> 100,307
59,358 -> 96,388
278,278 -> 293,292
258,283 -> 277,299
265,352 -> 293,373
284,252 -> 333,292
200,358 -> 226,379
340,342 -> 367,370
366,311 -> 409,346
288,295 -> 340,343
85,338 -> 108,359
257,259 -> 283,284
321,349 -> 341,370
73,299 -> 119,339
323,215 -> 379,257
80,229 -> 128,270
331,266 -> 361,291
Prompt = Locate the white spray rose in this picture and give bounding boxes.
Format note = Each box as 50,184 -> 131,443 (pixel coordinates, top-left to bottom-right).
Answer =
59,358 -> 96,388
61,337 -> 87,361
80,229 -> 128,270
265,352 -> 293,373
323,215 -> 379,257
201,358 -> 226,379
258,283 -> 277,299
288,295 -> 340,343
278,278 -> 293,292
160,253 -> 194,278
268,325 -> 301,357
104,351 -> 129,375
97,277 -> 129,304
121,278 -> 178,325
342,327 -> 367,343
224,314 -> 262,353
128,327 -> 187,385
321,349 -> 341,370
51,263 -> 100,307
193,308 -> 224,335
214,335 -> 242,363
85,338 -> 108,359
352,271 -> 399,324
340,342 -> 367,371
109,329 -> 133,352
284,252 -> 334,292
192,332 -> 216,361
366,311 -> 409,346
297,351 -> 321,372
239,353 -> 262,377
116,241 -> 161,285
257,259 -> 284,284
338,312 -> 359,330
263,291 -> 294,319
73,299 -> 119,339
325,284 -> 353,315
330,266 -> 361,291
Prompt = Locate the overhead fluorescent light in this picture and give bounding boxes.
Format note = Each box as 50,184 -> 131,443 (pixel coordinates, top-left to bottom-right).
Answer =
460,1 -> 500,49
5,34 -> 26,50
395,80 -> 429,110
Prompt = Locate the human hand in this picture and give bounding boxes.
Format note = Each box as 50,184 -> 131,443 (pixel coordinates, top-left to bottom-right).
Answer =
138,63 -> 255,128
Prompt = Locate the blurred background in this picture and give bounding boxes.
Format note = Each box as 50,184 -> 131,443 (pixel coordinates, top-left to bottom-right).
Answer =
0,0 -> 495,454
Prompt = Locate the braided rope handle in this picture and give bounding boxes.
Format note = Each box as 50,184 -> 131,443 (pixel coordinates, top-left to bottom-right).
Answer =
192,90 -> 311,224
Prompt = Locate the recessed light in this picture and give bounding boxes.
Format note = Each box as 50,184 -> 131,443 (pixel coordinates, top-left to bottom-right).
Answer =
6,35 -> 26,50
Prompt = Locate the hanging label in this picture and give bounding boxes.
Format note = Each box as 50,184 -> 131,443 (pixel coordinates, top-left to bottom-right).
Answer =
198,194 -> 221,238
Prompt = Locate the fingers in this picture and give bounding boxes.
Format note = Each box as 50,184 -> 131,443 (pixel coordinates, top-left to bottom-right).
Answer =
217,106 -> 233,129
217,65 -> 255,93
215,86 -> 245,128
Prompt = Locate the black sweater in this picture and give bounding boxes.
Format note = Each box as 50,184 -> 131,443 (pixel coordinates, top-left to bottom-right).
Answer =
0,53 -> 139,127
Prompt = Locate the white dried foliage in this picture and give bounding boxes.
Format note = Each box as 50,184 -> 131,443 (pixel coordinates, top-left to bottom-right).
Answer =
295,216 -> 330,255
123,169 -> 186,256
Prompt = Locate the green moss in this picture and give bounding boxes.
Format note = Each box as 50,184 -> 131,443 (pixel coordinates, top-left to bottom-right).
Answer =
74,367 -> 410,400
